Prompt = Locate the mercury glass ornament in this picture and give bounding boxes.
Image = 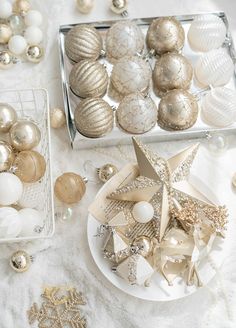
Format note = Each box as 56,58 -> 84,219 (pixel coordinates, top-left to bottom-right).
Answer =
0,207 -> 22,238
74,98 -> 113,138
188,14 -> 226,52
19,208 -> 43,236
158,89 -> 199,130
65,25 -> 103,63
0,141 -> 15,172
0,50 -> 16,69
25,45 -> 44,63
50,108 -> 66,128
111,57 -> 151,96
146,17 -> 185,55
97,163 -> 118,183
132,236 -> 153,258
106,20 -> 144,63
201,87 -> 236,127
54,172 -> 87,204
153,53 -> 193,96
0,172 -> 23,205
116,93 -> 157,134
9,250 -> 31,272
110,0 -> 128,16
9,119 -> 41,151
69,60 -> 108,98
0,103 -> 17,132
0,24 -> 12,44
13,0 -> 30,16
76,0 -> 94,14
9,14 -> 25,34
195,48 -> 234,87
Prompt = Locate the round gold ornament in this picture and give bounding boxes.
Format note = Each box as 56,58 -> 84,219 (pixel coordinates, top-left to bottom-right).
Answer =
76,0 -> 94,14
158,89 -> 199,130
74,98 -> 113,138
50,108 -> 66,129
54,172 -> 86,204
69,60 -> 108,98
0,103 -> 17,132
65,25 -> 102,63
13,150 -> 46,183
25,45 -> 44,63
146,17 -> 185,55
153,53 -> 193,96
0,141 -> 15,172
9,250 -> 31,273
0,50 -> 16,69
9,119 -> 41,151
0,24 -> 12,44
97,163 -> 118,183
132,235 -> 153,258
13,0 -> 30,16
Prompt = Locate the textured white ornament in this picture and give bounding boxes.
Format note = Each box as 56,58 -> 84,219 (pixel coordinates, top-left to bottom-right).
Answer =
116,93 -> 157,134
201,87 -> 236,127
24,26 -> 43,45
8,35 -> 27,55
76,0 -> 94,14
0,173 -> 23,205
0,0 -> 12,19
188,14 -> 226,52
111,57 -> 151,96
132,201 -> 154,223
106,20 -> 144,63
195,48 -> 234,87
19,208 -> 43,236
0,207 -> 22,238
24,10 -> 42,26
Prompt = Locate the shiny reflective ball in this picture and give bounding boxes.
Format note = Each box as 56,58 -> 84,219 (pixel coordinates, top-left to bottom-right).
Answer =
97,163 -> 118,183
0,141 -> 15,172
132,235 -> 153,257
25,45 -> 44,63
0,103 -> 17,132
10,250 -> 31,273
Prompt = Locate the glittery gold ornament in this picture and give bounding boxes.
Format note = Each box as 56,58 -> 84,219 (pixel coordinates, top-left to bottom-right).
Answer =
9,250 -> 32,272
65,25 -> 102,63
54,172 -> 86,204
153,53 -> 193,96
0,24 -> 12,44
76,0 -> 94,14
158,89 -> 199,130
74,98 -> 113,138
146,17 -> 185,55
0,141 -> 15,172
0,50 -> 16,69
25,45 -> 44,63
132,235 -> 153,257
13,0 -> 30,16
69,60 -> 108,98
50,108 -> 66,129
0,103 -> 17,132
13,150 -> 46,183
97,163 -> 118,183
9,119 -> 41,151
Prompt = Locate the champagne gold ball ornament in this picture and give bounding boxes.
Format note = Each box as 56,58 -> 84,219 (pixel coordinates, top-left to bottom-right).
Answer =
132,236 -> 153,257
9,119 -> 41,151
0,141 -> 15,172
65,25 -> 103,63
69,60 -> 108,98
54,172 -> 87,204
158,89 -> 199,130
146,17 -> 185,55
76,0 -> 94,14
110,0 -> 128,16
50,108 -> 66,129
0,24 -> 12,44
13,0 -> 30,16
13,150 -> 46,183
9,250 -> 32,273
153,53 -> 193,96
25,45 -> 44,63
97,164 -> 118,183
0,50 -> 17,69
74,98 -> 113,138
0,103 -> 17,132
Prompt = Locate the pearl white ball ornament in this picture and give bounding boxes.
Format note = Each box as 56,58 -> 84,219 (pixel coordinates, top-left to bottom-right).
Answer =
8,35 -> 27,55
0,0 -> 12,19
19,208 -> 43,236
76,0 -> 94,14
0,207 -> 22,238
0,173 -> 23,206
24,26 -> 43,45
132,201 -> 154,223
24,10 -> 42,26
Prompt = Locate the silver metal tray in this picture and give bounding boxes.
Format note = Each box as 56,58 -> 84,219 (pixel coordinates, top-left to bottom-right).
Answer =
59,12 -> 236,150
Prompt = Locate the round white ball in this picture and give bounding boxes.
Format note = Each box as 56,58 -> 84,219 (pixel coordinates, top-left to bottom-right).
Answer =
8,35 -> 27,55
24,26 -> 43,45
132,201 -> 154,224
24,10 -> 42,26
0,0 -> 12,19
0,173 -> 23,206
19,208 -> 43,236
0,207 -> 22,238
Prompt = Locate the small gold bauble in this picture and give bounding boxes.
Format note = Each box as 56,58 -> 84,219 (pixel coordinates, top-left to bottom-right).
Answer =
13,0 -> 31,16
69,60 -> 108,98
13,150 -> 46,183
54,172 -> 87,204
76,0 -> 95,14
0,103 -> 17,132
0,50 -> 16,69
97,164 -> 118,183
0,141 -> 15,172
25,45 -> 44,63
9,250 -> 31,273
0,24 -> 13,44
146,17 -> 185,54
9,119 -> 41,151
132,236 -> 153,258
50,108 -> 66,129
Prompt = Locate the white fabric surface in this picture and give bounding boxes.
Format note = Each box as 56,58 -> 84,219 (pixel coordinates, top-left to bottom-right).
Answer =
0,0 -> 236,327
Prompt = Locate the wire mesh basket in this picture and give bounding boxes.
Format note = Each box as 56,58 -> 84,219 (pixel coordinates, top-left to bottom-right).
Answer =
0,88 -> 55,243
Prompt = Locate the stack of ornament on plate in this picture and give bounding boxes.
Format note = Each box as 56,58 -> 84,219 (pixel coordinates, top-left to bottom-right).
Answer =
0,102 -> 45,239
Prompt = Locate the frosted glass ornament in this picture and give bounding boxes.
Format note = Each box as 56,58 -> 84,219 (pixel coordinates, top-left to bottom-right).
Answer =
106,20 -> 144,63
0,173 -> 23,205
24,10 -> 42,26
8,35 -> 27,55
0,0 -> 12,19
24,26 -> 43,45
201,87 -> 236,127
132,201 -> 154,223
195,48 -> 234,87
19,208 -> 43,236
116,93 -> 157,134
111,57 -> 151,96
0,207 -> 22,238
188,14 -> 226,52
9,14 -> 24,34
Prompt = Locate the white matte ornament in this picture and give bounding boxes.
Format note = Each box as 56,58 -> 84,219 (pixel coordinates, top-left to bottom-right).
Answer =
24,10 -> 42,26
0,207 -> 22,238
8,35 -> 27,55
19,208 -> 43,236
24,26 -> 43,45
132,201 -> 154,223
0,173 -> 23,205
0,0 -> 12,19
76,0 -> 94,14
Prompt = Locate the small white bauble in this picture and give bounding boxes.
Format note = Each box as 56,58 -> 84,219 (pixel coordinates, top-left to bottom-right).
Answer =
0,0 -> 12,19
0,207 -> 22,238
0,173 -> 23,206
19,208 -> 43,236
24,10 -> 42,26
132,201 -> 154,223
76,0 -> 94,14
208,133 -> 228,154
24,26 -> 43,45
8,35 -> 27,55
